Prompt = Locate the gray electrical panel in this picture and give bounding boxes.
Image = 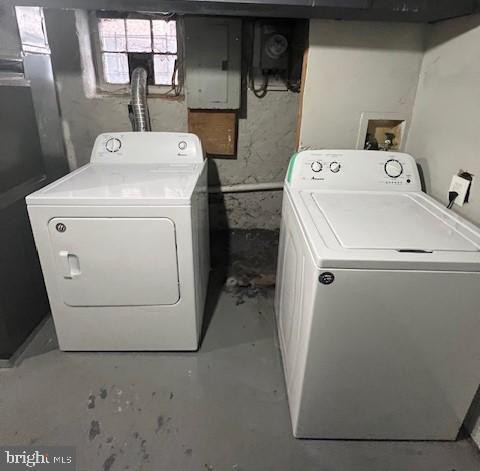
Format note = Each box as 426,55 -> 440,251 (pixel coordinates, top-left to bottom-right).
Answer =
184,16 -> 241,109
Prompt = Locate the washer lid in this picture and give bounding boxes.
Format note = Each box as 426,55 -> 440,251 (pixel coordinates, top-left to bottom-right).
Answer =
26,162 -> 204,206
310,192 -> 479,252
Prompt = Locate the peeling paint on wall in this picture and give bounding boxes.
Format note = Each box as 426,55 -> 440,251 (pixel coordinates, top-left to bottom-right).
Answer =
209,190 -> 283,230
61,119 -> 78,170
209,90 -> 298,230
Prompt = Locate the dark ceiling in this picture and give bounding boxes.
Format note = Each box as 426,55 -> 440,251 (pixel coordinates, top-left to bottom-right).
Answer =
5,0 -> 480,22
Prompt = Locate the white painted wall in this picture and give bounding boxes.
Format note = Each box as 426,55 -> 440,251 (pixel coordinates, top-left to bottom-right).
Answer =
406,14 -> 480,225
405,15 -> 480,447
299,19 -> 425,150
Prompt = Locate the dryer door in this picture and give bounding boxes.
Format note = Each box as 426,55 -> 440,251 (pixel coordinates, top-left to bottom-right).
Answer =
48,217 -> 179,306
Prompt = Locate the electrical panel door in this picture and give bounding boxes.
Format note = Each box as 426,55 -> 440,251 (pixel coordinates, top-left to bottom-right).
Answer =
184,17 -> 241,109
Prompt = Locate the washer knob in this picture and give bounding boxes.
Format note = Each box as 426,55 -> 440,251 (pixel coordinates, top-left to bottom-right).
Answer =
311,161 -> 323,173
105,138 -> 121,153
178,141 -> 187,151
384,159 -> 403,178
330,161 -> 341,173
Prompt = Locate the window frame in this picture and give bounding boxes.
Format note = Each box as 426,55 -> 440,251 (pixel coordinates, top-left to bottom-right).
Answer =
89,11 -> 184,97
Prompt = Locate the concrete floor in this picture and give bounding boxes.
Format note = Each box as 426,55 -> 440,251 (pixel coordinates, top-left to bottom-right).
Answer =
1,275 -> 480,471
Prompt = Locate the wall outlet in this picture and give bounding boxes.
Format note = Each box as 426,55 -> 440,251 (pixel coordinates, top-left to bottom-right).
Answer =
449,175 -> 471,207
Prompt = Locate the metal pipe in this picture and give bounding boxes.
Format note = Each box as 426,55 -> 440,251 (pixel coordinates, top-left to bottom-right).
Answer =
208,182 -> 284,194
130,67 -> 151,132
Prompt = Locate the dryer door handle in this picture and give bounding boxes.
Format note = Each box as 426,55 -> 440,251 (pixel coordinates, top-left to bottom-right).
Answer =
59,251 -> 81,279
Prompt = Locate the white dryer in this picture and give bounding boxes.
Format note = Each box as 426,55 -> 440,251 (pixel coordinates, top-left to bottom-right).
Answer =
27,132 -> 209,351
275,149 -> 480,440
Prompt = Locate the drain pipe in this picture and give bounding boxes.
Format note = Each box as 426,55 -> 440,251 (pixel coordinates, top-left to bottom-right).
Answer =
130,67 -> 151,132
208,182 -> 284,194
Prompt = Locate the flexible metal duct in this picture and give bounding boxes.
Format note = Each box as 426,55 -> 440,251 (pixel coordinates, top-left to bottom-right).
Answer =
130,67 -> 151,132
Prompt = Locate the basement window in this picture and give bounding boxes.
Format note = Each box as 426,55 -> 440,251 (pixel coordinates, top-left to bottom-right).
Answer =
15,6 -> 50,54
92,12 -> 182,95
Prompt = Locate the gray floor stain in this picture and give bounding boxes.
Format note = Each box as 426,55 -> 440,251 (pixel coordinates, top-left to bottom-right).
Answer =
87,394 -> 95,409
169,392 -> 174,400
89,420 -> 101,441
155,416 -> 164,434
139,436 -> 148,453
99,388 -> 108,399
103,453 -> 116,471
185,448 -> 193,456
136,432 -> 149,461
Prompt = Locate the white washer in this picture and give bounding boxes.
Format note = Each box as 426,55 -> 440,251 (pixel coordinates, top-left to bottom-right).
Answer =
27,132 -> 209,351
275,149 -> 480,440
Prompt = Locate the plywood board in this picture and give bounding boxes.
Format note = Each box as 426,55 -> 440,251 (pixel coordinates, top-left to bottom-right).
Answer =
188,109 -> 237,156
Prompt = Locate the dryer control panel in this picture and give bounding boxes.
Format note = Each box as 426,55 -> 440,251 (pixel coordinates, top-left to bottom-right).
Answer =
91,132 -> 204,164
286,150 -> 421,191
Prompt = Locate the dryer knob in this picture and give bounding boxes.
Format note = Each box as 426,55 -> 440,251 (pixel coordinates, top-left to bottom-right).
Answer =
384,159 -> 403,178
105,138 -> 122,153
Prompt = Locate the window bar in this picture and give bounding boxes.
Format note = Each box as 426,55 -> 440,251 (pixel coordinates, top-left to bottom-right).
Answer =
150,19 -> 154,53
124,18 -> 130,52
123,19 -> 127,52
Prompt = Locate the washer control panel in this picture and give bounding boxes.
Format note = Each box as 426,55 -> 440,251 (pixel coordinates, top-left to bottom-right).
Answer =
91,132 -> 204,164
287,150 -> 421,191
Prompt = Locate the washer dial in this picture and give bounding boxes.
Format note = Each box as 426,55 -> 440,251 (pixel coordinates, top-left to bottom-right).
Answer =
330,161 -> 341,173
384,159 -> 403,178
105,138 -> 122,153
311,161 -> 323,173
